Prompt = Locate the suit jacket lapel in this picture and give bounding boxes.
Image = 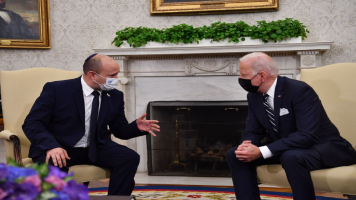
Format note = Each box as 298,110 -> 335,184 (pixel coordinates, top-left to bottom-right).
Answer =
73,77 -> 85,127
273,76 -> 285,134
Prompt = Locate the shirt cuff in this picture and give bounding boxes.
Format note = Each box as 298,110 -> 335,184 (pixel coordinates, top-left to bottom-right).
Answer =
259,146 -> 273,159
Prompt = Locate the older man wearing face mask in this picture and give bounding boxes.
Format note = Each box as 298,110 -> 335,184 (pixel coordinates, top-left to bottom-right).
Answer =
0,0 -> 37,39
226,52 -> 356,200
22,53 -> 160,195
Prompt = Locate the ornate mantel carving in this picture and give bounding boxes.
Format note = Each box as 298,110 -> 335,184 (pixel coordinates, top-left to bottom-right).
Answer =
185,59 -> 237,76
297,51 -> 320,69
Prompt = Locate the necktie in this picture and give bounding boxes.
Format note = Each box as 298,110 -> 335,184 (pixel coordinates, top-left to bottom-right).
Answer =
263,94 -> 277,133
89,91 -> 100,162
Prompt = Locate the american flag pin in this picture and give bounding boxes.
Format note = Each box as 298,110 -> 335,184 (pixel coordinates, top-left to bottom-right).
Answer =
107,93 -> 110,97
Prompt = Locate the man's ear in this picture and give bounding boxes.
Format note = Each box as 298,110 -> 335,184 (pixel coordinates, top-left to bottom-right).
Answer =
87,71 -> 96,80
260,71 -> 269,82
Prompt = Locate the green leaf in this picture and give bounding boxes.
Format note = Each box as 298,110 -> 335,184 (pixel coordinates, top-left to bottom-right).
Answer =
41,182 -> 54,192
111,18 -> 309,47
36,163 -> 49,179
36,191 -> 57,200
8,158 -> 19,167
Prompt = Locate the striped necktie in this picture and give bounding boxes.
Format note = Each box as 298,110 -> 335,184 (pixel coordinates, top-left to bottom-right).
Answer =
263,94 -> 277,133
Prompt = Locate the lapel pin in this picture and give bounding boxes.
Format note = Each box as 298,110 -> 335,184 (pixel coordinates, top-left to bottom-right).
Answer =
107,93 -> 110,97
278,95 -> 281,97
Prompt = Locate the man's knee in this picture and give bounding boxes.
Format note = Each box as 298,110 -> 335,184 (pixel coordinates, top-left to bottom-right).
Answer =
226,147 -> 235,160
33,154 -> 69,173
227,147 -> 240,163
280,150 -> 307,168
132,151 -> 140,166
126,150 -> 140,167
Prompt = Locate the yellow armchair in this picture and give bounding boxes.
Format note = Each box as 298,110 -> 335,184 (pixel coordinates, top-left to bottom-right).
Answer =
256,63 -> 356,198
0,68 -> 110,183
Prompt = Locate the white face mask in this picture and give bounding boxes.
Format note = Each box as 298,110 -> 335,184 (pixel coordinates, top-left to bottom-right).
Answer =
94,72 -> 120,91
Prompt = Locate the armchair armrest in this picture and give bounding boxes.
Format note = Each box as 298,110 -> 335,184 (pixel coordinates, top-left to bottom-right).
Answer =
0,130 -> 18,140
0,130 -> 23,166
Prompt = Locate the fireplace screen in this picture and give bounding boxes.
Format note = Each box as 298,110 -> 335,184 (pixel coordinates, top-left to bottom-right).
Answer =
147,101 -> 248,177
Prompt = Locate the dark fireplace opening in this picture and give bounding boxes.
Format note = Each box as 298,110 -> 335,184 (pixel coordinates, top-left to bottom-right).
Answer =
146,101 -> 248,177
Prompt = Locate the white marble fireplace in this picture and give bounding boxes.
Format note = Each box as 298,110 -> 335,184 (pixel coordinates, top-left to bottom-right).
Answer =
94,41 -> 332,173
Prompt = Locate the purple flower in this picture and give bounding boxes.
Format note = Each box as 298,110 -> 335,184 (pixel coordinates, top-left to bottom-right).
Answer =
0,182 -> 15,199
45,175 -> 66,191
61,180 -> 90,200
0,163 -> 88,200
23,174 -> 42,192
49,189 -> 71,200
47,166 -> 73,179
0,182 -> 38,200
17,182 -> 40,200
0,164 -> 8,180
0,188 -> 8,200
7,166 -> 37,182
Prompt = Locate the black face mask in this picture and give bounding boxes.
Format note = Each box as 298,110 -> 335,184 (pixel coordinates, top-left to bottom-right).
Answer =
238,73 -> 262,93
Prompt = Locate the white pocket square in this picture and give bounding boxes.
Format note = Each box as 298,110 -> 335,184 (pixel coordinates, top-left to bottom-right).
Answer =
280,108 -> 289,116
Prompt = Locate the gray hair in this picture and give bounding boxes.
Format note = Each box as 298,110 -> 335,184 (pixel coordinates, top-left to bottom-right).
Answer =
240,52 -> 279,76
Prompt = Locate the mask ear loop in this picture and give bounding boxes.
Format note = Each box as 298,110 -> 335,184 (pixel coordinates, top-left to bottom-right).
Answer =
94,71 -> 107,80
251,72 -> 263,87
251,72 -> 261,80
257,72 -> 264,87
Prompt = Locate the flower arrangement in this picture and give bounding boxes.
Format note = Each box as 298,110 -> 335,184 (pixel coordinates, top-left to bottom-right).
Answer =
0,159 -> 90,200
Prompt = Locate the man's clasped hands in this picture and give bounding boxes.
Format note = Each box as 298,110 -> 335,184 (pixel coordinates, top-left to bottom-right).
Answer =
235,140 -> 263,162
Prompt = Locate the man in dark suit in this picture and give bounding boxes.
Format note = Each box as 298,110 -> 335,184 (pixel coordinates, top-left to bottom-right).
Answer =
226,52 -> 356,200
22,53 -> 160,195
0,0 -> 38,39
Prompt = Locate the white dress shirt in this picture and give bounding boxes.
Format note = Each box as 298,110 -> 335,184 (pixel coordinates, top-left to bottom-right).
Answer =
0,10 -> 11,24
74,76 -> 101,147
259,77 -> 278,159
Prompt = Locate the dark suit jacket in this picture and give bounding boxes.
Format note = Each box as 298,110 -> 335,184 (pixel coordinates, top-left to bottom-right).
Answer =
23,76 -> 146,159
242,76 -> 356,167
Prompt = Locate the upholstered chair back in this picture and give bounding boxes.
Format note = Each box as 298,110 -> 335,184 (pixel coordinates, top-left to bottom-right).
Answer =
257,63 -> 356,195
0,68 -> 81,162
300,63 -> 356,149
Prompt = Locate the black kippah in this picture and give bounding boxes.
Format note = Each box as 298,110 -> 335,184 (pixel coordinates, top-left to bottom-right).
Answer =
85,53 -> 98,62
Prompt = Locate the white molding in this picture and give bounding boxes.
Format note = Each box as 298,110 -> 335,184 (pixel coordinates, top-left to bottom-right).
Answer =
94,42 -> 333,56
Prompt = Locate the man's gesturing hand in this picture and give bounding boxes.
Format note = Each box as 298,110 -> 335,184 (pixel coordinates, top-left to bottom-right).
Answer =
46,148 -> 70,168
235,140 -> 262,162
136,113 -> 160,136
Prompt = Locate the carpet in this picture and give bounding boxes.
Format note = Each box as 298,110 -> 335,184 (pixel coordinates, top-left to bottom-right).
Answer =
88,185 -> 344,200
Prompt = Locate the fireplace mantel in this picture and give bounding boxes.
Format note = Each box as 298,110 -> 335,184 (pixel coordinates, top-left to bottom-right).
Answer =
95,41 -> 333,73
95,42 -> 333,57
93,41 -> 333,173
